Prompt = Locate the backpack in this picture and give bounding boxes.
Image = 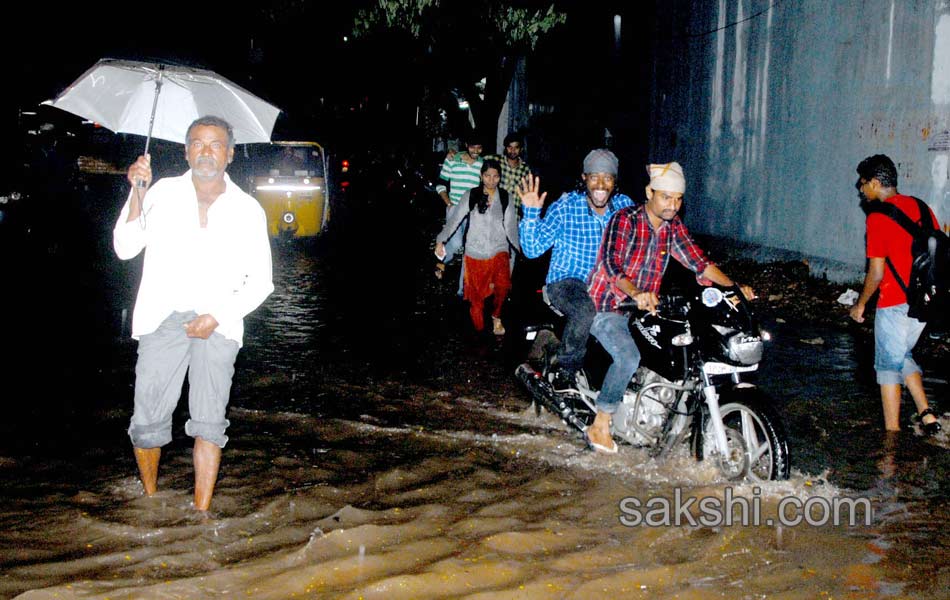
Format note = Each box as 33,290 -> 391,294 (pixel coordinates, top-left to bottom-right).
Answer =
868,196 -> 949,325
468,187 -> 509,215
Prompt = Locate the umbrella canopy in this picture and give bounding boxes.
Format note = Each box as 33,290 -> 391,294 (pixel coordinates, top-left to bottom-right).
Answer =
43,58 -> 281,149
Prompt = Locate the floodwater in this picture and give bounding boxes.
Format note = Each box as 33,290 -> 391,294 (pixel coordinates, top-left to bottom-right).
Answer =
0,179 -> 947,599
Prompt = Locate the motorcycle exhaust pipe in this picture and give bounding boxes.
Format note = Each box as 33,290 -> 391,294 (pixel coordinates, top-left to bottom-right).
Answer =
515,363 -> 552,406
515,363 -> 589,433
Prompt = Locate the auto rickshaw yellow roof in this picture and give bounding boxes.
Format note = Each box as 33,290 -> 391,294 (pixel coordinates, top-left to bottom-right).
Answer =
272,141 -> 324,150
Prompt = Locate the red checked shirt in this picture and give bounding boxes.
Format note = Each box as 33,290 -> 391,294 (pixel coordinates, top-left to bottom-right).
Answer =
588,205 -> 711,312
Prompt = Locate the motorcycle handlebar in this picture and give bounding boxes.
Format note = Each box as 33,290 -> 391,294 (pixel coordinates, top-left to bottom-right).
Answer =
726,283 -> 761,329
617,287 -> 756,319
616,294 -> 685,317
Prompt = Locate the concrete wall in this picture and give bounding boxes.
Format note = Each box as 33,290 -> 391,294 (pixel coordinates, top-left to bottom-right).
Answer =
650,0 -> 950,281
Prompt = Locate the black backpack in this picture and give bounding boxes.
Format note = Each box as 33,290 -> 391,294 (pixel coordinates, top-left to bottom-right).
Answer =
868,196 -> 949,325
468,187 -> 509,215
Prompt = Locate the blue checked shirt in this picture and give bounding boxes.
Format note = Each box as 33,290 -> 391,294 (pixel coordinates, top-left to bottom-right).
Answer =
519,190 -> 634,284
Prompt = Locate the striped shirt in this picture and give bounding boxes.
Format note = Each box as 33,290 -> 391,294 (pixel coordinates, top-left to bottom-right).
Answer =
588,205 -> 711,312
437,154 -> 483,205
520,190 -> 634,284
483,154 -> 532,205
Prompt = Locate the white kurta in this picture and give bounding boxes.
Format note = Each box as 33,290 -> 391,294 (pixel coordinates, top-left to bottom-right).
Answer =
113,171 -> 274,347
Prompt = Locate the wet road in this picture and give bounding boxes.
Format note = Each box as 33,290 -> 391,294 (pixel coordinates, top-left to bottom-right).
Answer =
0,174 -> 947,598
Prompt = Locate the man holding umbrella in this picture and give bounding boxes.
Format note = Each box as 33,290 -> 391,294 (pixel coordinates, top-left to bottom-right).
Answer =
114,115 -> 273,511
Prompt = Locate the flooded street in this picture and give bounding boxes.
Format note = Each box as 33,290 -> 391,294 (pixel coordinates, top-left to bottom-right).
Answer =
0,191 -> 947,599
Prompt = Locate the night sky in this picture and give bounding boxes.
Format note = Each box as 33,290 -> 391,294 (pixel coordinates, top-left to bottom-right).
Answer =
5,2 -> 356,130
3,0 -> 649,184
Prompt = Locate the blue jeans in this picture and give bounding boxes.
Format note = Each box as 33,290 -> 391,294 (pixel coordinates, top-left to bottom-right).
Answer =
874,303 -> 925,385
590,311 -> 641,414
442,205 -> 465,296
442,219 -> 464,264
545,278 -> 596,373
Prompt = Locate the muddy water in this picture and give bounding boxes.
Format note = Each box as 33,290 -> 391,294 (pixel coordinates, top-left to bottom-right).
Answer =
1,245 -> 947,599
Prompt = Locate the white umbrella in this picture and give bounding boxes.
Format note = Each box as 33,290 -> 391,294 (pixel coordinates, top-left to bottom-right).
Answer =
43,58 -> 281,155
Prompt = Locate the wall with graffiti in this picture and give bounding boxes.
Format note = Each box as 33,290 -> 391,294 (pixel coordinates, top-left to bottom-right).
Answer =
650,0 -> 950,281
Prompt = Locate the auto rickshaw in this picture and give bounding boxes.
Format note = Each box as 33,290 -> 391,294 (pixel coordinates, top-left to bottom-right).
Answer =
245,141 -> 329,240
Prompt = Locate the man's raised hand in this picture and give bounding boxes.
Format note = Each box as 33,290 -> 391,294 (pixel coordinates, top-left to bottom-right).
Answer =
517,174 -> 547,208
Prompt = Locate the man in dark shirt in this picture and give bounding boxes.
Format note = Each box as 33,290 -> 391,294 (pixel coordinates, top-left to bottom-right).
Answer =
585,162 -> 753,453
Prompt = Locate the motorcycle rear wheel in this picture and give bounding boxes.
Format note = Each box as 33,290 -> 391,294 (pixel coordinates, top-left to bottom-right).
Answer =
696,389 -> 791,481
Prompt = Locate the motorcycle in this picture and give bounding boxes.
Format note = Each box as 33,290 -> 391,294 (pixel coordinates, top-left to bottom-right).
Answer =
515,284 -> 791,481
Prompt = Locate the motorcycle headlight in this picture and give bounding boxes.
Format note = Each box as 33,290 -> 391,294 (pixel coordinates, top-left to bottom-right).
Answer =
725,332 -> 763,365
671,333 -> 693,346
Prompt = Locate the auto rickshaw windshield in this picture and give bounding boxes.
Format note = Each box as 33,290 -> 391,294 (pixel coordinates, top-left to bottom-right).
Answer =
246,144 -> 325,177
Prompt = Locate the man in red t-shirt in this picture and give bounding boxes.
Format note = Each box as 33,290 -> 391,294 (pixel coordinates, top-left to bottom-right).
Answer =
849,154 -> 941,435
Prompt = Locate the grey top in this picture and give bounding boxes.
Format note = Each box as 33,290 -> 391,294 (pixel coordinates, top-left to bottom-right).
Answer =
437,188 -> 520,259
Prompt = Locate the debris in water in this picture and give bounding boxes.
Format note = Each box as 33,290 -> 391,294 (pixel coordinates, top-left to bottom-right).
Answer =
837,289 -> 859,306
305,527 -> 325,548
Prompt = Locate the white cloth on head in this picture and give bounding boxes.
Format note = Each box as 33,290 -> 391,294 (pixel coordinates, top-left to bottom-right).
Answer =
646,162 -> 686,193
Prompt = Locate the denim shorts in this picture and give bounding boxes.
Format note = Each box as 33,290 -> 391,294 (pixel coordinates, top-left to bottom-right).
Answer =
874,303 -> 925,385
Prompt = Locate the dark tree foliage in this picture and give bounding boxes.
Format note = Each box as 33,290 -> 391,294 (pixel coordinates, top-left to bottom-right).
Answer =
353,0 -> 566,140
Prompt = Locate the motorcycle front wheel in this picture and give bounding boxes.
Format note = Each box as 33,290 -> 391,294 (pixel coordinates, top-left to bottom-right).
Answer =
695,389 -> 791,481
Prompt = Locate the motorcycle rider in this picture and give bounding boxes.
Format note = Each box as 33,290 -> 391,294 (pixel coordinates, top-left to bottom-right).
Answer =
584,162 -> 754,453
517,150 -> 634,392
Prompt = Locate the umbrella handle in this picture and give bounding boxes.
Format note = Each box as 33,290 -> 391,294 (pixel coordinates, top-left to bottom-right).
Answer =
136,66 -> 165,188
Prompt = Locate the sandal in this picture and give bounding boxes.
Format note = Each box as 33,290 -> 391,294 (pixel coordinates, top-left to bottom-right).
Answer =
914,408 -> 943,436
587,438 -> 618,454
585,428 -> 618,454
492,316 -> 506,336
